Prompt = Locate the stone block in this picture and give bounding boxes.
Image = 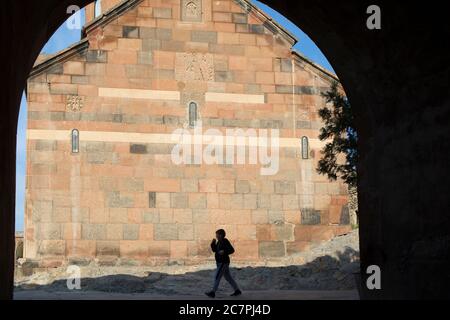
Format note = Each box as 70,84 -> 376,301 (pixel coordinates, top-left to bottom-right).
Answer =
130,144 -> 147,154
143,210 -> 160,223
159,209 -> 174,223
123,224 -> 139,240
207,193 -> 219,209
50,110 -> 65,121
251,209 -> 269,224
63,61 -> 84,75
297,121 -> 311,129
170,240 -> 188,258
148,241 -> 170,256
286,241 -> 311,255
154,28 -> 172,40
146,192 -> 155,208
112,113 -> 122,123
310,226 -> 335,242
329,205 -> 342,224
138,51 -> 153,65
232,13 -> 248,24
243,194 -> 257,209
121,178 -> 144,192
107,191 -> 134,208
106,224 -> 123,240
301,208 -> 321,225
194,224 -> 216,240
71,75 -> 89,84
96,241 -> 120,256
120,241 -> 149,259
215,71 -> 233,82
86,142 -> 109,152
270,195 -> 283,210
139,224 -> 154,240
250,24 -> 265,34
191,31 -> 217,43
87,152 -> 107,164
32,200 -> 53,223
37,240 -> 65,256
217,180 -> 235,193
188,193 -> 206,209
82,224 -> 106,240
85,63 -> 106,76
156,193 -> 171,208
261,181 -> 274,193
86,50 -> 108,63
192,209 -> 209,223
35,140 -> 57,151
108,208 -> 128,224
230,194 -> 244,209
259,241 -> 285,258
233,240 -> 259,260
171,193 -> 188,208
271,224 -> 294,241
71,207 -> 90,223
65,239 -> 95,257
280,58 -> 293,72
268,210 -> 284,224
162,115 -> 179,125
154,224 -> 178,240
142,38 -> 161,51
178,224 -> 194,240
275,181 -> 296,194
123,26 -> 139,38
153,7 -> 172,19
283,195 -> 299,210
199,179 -> 216,192
257,194 -> 270,209
36,223 -> 61,240
62,223 -> 82,240
173,209 -> 192,223
256,225 -> 271,241
285,211 -> 301,224
219,193 -> 231,209
181,179 -> 198,192
53,207 -> 71,223
235,180 -> 250,193
236,225 -> 256,240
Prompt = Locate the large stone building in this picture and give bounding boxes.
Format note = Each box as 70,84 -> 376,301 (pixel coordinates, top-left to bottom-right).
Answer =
24,0 -> 351,267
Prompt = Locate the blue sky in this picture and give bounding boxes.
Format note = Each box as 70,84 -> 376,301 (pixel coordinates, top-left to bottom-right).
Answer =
15,2 -> 333,231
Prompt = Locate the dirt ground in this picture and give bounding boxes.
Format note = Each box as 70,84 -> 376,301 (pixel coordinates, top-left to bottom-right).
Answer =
15,230 -> 360,299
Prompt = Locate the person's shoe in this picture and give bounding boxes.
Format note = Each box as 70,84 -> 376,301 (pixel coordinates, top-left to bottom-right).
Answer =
205,291 -> 215,298
230,289 -> 242,296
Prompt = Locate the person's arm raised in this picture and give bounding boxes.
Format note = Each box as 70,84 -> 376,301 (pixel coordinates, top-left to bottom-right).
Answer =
210,239 -> 217,252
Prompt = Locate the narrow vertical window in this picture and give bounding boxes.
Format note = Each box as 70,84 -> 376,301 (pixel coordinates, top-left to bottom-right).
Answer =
189,102 -> 198,127
94,0 -> 102,17
301,136 -> 309,159
72,129 -> 79,154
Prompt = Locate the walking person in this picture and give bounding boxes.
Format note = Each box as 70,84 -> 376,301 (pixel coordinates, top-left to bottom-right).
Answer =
205,229 -> 242,298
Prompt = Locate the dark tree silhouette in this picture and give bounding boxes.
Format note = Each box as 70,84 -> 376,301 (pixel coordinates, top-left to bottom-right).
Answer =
317,81 -> 357,188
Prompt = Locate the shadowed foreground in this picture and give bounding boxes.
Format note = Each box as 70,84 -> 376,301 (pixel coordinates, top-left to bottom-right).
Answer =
15,247 -> 359,300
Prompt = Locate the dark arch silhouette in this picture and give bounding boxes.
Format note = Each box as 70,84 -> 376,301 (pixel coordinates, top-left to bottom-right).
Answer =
1,0 -> 449,299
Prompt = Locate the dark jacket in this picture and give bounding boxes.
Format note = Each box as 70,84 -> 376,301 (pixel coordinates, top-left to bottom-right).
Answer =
211,238 -> 235,263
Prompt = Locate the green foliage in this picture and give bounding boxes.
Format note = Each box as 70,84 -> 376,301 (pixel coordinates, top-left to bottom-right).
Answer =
317,81 -> 358,188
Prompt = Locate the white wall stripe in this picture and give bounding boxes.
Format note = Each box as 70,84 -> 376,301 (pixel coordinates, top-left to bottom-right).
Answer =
98,87 -> 180,101
205,92 -> 265,104
27,129 -> 326,149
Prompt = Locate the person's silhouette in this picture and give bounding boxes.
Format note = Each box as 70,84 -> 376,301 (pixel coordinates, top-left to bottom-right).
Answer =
205,229 -> 242,298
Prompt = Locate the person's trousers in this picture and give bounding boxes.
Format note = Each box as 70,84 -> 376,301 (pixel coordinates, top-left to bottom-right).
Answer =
212,262 -> 239,292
